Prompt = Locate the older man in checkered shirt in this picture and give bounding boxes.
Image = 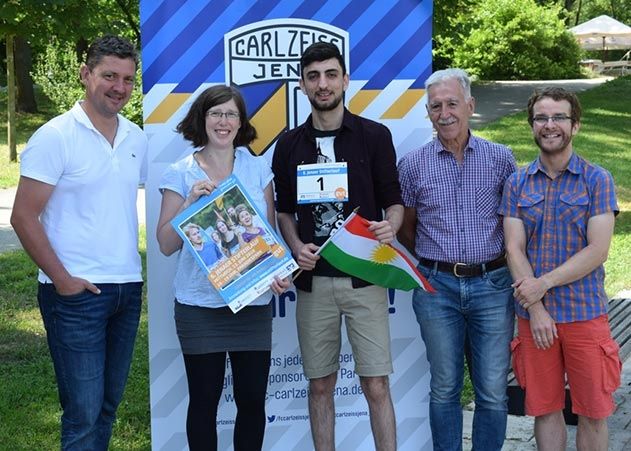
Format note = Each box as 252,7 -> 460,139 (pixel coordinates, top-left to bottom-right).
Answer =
398,68 -> 517,451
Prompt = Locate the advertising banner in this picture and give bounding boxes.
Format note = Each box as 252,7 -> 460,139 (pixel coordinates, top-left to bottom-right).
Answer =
141,1 -> 434,449
171,175 -> 298,312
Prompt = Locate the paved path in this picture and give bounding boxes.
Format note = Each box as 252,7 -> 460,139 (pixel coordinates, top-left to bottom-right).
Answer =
0,187 -> 21,252
463,357 -> 631,450
470,77 -> 612,128
0,187 -> 145,253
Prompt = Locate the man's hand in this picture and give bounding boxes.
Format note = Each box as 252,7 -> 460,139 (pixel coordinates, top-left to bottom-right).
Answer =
513,276 -> 550,310
368,220 -> 395,244
54,276 -> 101,296
294,243 -> 320,271
528,303 -> 557,350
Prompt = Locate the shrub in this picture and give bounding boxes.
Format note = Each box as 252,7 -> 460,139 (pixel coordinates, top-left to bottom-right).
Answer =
439,0 -> 584,80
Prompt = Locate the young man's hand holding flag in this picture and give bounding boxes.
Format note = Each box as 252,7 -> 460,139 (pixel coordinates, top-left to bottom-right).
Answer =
313,211 -> 435,293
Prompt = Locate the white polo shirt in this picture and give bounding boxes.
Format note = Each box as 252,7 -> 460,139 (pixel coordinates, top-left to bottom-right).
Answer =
20,102 -> 148,284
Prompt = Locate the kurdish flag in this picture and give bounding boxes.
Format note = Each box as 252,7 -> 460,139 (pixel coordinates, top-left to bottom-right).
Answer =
319,213 -> 435,292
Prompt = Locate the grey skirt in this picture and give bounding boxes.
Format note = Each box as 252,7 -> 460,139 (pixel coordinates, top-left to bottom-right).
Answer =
174,300 -> 273,354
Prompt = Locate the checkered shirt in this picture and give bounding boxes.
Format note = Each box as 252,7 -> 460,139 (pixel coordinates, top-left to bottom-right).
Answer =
500,153 -> 618,322
398,134 -> 517,264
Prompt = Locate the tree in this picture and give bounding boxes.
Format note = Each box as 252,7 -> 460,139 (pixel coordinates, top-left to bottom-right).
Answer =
433,0 -> 478,70
14,36 -> 36,113
569,0 -> 631,26
6,34 -> 16,162
1,0 -> 141,160
1,0 -> 140,112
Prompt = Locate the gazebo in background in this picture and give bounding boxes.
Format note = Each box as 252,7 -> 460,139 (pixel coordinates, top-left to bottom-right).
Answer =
570,15 -> 631,74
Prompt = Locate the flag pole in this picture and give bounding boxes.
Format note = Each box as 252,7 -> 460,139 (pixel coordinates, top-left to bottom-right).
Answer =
291,207 -> 360,281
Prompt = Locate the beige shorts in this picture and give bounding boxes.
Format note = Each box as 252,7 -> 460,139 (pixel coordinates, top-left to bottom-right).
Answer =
296,276 -> 393,379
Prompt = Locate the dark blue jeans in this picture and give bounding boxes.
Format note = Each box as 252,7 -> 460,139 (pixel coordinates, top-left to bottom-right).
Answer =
413,265 -> 514,451
38,282 -> 143,451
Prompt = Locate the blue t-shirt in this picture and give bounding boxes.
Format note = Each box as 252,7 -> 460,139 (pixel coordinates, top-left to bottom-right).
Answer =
197,242 -> 223,268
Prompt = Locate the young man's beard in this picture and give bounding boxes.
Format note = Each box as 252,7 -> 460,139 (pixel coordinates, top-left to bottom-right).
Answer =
534,133 -> 572,155
309,93 -> 343,112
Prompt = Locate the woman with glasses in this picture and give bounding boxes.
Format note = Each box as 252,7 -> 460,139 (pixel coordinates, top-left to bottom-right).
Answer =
156,85 -> 290,451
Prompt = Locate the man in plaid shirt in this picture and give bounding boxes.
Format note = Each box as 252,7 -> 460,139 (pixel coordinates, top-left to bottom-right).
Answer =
500,87 -> 620,451
398,68 -> 517,451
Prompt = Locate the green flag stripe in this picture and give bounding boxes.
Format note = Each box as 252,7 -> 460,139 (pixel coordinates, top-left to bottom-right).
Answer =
320,242 -> 419,291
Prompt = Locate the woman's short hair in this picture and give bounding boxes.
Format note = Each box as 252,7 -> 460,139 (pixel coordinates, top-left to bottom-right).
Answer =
176,85 -> 257,148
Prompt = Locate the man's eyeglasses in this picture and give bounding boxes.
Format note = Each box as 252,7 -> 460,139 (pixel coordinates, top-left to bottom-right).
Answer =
532,115 -> 572,125
206,110 -> 240,120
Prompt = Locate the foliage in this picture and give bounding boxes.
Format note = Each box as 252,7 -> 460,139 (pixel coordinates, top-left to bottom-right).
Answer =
30,41 -> 85,115
0,0 -> 140,52
1,0 -> 141,129
445,0 -> 584,79
0,87 -> 55,188
432,0 -> 478,70
569,0 -> 631,28
31,39 -> 144,127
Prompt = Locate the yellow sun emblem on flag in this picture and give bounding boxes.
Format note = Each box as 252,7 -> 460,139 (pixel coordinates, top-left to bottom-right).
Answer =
370,244 -> 397,264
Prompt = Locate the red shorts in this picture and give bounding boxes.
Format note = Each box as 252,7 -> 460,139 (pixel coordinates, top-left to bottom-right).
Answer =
511,315 -> 621,419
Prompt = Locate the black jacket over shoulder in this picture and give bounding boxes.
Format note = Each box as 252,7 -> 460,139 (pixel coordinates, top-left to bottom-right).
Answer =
272,108 -> 402,292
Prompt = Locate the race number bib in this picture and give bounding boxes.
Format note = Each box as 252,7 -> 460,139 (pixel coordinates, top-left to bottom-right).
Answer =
296,162 -> 348,204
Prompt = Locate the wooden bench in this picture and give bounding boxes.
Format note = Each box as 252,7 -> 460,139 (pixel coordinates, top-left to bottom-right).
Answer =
581,59 -> 630,75
601,61 -> 630,75
506,297 -> 631,424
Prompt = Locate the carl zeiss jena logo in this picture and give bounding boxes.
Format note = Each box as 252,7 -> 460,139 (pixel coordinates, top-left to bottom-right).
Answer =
225,19 -> 349,86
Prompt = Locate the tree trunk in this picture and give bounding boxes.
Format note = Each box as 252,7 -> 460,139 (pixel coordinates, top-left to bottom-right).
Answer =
7,35 -> 17,162
574,0 -> 582,27
15,36 -> 37,113
563,0 -> 575,25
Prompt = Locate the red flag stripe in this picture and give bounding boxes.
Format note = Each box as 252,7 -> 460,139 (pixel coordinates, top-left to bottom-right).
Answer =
344,214 -> 377,240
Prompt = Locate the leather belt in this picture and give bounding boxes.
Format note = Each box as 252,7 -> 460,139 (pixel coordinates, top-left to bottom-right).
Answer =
419,255 -> 507,278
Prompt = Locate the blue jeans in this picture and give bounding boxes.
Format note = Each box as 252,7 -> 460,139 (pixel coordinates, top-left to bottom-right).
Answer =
413,265 -> 514,451
38,282 -> 143,451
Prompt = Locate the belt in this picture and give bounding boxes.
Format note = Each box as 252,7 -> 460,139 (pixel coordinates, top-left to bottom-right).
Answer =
419,255 -> 507,278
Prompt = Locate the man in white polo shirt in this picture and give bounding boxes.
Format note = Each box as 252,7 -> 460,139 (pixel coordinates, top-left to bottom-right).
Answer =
10,35 -> 147,450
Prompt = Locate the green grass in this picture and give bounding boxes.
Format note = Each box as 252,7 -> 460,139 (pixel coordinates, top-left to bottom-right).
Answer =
0,231 -> 151,450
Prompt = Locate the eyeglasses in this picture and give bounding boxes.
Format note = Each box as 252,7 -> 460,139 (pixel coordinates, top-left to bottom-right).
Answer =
532,115 -> 572,125
206,110 -> 240,120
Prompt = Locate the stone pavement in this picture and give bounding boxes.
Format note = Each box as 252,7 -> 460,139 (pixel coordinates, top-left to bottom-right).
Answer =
462,356 -> 631,450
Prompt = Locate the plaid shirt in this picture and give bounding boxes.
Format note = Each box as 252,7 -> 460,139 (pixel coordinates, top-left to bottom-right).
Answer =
398,134 -> 516,264
500,153 -> 618,323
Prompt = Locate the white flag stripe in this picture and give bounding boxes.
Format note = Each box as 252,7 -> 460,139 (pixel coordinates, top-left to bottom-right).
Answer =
331,226 -> 419,279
